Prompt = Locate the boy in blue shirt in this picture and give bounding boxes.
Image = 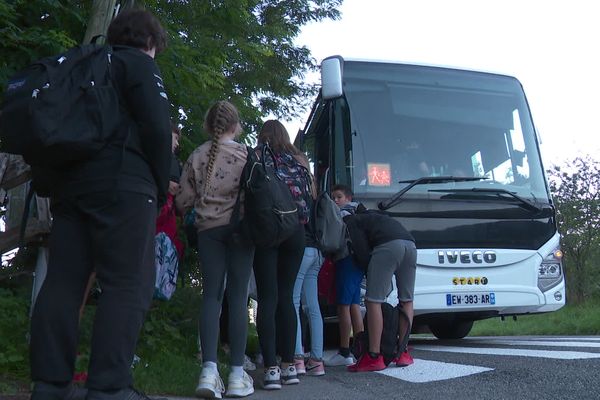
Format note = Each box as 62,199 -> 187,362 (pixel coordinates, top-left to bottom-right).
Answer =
324,185 -> 366,366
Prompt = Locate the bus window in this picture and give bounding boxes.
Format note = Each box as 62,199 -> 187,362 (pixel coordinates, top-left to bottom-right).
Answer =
300,100 -> 331,192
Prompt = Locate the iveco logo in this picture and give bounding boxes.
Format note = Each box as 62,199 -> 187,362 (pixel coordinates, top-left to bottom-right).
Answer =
438,250 -> 497,264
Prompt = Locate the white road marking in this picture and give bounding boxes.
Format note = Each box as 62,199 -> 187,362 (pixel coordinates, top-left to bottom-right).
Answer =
377,359 -> 493,383
473,340 -> 600,348
469,336 -> 600,342
413,344 -> 600,360
526,337 -> 600,342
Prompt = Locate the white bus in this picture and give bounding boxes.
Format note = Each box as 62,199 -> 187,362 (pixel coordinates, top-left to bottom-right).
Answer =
296,56 -> 566,339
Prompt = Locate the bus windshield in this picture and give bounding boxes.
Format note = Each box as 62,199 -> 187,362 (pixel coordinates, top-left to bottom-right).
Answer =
342,61 -> 550,202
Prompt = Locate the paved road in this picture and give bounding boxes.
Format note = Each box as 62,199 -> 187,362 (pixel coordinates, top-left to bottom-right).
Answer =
166,335 -> 600,400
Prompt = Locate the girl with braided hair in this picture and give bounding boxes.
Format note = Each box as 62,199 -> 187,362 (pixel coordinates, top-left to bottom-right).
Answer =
176,100 -> 255,398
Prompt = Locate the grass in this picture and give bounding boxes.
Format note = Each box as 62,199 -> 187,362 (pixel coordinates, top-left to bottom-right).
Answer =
471,299 -> 600,336
133,317 -> 260,397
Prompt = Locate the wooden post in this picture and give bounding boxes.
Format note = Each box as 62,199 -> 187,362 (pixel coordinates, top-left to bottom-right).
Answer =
82,0 -> 119,44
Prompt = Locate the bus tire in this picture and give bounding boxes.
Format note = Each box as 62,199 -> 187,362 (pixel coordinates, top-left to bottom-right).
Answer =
429,319 -> 474,339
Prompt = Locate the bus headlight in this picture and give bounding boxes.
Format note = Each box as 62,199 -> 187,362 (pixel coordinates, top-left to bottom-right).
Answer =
537,248 -> 564,292
539,263 -> 561,278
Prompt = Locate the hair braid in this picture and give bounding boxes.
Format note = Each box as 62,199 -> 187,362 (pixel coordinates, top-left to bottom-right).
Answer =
203,100 -> 240,195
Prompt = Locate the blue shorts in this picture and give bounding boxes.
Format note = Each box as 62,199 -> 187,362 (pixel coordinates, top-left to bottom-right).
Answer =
335,256 -> 364,305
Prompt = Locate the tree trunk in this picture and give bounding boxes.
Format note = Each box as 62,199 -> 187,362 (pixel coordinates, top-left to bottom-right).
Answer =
82,0 -> 119,45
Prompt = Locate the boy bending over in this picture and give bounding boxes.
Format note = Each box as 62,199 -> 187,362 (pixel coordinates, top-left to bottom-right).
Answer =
344,210 -> 416,372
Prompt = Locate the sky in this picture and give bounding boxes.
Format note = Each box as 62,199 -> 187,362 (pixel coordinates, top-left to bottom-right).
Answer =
283,0 -> 599,168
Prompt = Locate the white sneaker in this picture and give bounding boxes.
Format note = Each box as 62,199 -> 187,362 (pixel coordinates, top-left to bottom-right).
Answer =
263,366 -> 281,390
226,370 -> 254,398
196,368 -> 225,399
280,365 -> 299,385
325,353 -> 355,367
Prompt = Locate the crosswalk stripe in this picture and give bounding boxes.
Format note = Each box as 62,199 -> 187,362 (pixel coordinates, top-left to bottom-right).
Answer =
413,344 -> 600,360
472,339 -> 600,348
377,359 -> 493,383
528,337 -> 600,342
470,337 -> 600,342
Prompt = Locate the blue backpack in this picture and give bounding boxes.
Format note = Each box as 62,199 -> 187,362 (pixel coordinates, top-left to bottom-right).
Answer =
154,232 -> 179,300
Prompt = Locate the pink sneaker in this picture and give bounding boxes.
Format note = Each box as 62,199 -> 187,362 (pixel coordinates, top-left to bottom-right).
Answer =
294,357 -> 306,375
305,359 -> 325,376
393,350 -> 414,367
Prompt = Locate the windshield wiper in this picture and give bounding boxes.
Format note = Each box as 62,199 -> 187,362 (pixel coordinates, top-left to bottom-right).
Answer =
427,187 -> 543,213
378,176 -> 488,211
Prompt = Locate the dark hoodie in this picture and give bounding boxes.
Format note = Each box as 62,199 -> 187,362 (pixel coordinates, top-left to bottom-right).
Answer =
58,46 -> 171,205
344,210 -> 415,270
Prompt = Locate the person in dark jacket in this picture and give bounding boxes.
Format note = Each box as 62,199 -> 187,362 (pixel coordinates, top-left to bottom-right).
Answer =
29,9 -> 171,400
344,211 -> 417,373
156,123 -> 184,258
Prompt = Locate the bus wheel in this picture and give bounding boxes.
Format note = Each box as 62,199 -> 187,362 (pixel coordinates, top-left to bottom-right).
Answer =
429,319 -> 474,339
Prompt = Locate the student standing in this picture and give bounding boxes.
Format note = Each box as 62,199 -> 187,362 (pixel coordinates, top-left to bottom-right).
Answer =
253,120 -> 309,390
29,9 -> 172,400
324,185 -> 366,367
176,101 -> 255,398
292,172 -> 325,376
156,123 -> 184,257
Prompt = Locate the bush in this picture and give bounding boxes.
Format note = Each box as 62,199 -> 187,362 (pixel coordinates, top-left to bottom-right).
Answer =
0,287 -> 31,388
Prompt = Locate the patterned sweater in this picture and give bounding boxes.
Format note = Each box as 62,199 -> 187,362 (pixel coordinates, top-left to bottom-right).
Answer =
175,141 -> 247,232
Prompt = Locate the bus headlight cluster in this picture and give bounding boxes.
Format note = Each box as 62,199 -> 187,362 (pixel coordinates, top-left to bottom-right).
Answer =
539,263 -> 561,278
537,248 -> 564,292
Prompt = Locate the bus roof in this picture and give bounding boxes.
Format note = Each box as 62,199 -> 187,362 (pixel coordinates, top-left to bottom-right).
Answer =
323,55 -> 518,81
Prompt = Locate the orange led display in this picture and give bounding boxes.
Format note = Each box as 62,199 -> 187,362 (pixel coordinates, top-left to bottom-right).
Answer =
367,163 -> 391,186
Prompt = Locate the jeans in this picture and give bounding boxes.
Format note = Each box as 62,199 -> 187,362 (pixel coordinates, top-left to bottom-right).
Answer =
293,247 -> 324,359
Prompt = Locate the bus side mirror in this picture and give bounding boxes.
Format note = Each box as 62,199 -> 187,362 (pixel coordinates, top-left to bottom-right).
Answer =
321,56 -> 343,100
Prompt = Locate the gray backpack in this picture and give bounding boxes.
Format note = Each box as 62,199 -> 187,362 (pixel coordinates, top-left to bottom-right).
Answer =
313,191 -> 347,256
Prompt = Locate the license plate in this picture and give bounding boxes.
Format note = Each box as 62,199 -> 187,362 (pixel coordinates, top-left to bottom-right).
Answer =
446,292 -> 495,306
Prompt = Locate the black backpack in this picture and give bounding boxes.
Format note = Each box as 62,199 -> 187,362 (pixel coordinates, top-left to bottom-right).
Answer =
0,43 -> 119,169
352,303 -> 411,366
233,144 -> 299,248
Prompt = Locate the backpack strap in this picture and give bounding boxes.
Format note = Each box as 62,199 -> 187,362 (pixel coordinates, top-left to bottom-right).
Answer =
229,145 -> 255,228
260,142 -> 280,171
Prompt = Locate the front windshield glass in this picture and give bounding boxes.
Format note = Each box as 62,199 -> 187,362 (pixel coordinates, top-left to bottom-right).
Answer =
343,61 -> 549,202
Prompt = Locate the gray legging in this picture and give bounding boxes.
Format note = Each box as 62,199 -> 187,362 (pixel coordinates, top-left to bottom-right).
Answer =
197,224 -> 254,366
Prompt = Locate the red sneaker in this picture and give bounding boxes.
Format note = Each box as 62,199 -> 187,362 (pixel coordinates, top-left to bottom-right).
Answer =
347,353 -> 386,372
72,371 -> 88,383
393,350 -> 414,367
